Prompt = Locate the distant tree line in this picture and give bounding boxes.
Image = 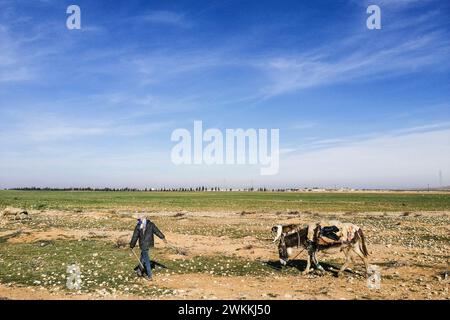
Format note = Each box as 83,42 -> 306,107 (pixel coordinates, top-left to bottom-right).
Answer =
6,187 -> 312,192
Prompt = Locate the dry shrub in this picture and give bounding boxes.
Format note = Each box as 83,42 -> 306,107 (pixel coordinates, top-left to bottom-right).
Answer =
402,212 -> 411,217
116,236 -> 129,249
239,211 -> 256,216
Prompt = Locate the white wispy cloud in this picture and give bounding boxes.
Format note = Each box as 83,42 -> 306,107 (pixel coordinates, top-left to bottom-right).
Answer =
0,111 -> 173,143
121,8 -> 449,103
130,49 -> 232,85
279,125 -> 450,188
289,121 -> 318,130
0,148 -> 171,189
0,24 -> 35,82
141,10 -> 191,28
357,0 -> 436,9
256,31 -> 450,99
286,121 -> 450,154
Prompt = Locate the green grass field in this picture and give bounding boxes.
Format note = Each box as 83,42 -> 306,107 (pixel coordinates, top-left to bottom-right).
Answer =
0,190 -> 449,212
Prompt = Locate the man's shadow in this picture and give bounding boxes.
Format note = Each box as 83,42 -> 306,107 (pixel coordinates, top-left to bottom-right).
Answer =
150,260 -> 167,270
134,260 -> 168,276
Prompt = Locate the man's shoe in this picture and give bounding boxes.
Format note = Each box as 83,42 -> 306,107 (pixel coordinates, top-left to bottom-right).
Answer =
143,276 -> 153,282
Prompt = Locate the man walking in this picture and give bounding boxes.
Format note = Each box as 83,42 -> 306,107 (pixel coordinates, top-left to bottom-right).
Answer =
130,215 -> 167,281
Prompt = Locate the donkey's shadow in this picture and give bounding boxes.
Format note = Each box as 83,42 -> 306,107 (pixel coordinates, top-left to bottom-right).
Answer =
265,259 -> 350,276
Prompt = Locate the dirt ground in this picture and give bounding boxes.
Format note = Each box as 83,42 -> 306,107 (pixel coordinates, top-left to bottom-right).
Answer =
0,209 -> 448,300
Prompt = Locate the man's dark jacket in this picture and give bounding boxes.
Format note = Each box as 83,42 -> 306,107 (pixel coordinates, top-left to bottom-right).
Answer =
130,220 -> 165,250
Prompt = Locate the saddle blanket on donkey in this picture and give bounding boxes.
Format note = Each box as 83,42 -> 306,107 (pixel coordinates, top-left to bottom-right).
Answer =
307,220 -> 360,246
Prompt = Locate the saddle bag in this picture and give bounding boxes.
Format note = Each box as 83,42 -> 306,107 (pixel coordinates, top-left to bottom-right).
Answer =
320,226 -> 340,241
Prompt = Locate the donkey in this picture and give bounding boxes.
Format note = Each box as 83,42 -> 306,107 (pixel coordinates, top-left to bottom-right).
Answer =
271,224 -> 301,242
278,223 -> 369,276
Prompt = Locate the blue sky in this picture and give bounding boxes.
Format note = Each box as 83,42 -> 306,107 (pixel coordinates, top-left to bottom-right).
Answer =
0,0 -> 449,189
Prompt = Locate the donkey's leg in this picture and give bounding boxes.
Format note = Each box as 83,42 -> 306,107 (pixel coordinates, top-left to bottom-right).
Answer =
302,253 -> 312,275
311,251 -> 325,272
351,244 -> 369,275
338,247 -> 352,277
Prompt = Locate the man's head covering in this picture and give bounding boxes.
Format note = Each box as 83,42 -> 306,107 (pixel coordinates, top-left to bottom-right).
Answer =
139,216 -> 147,231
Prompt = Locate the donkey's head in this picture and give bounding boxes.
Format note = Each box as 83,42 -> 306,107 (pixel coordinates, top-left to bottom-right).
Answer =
277,227 -> 308,266
271,225 -> 283,243
278,235 -> 289,266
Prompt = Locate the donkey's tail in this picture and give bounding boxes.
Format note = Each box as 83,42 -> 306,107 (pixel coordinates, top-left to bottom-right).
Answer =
357,229 -> 369,257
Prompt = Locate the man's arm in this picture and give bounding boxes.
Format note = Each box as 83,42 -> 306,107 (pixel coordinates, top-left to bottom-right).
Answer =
153,223 -> 166,241
130,225 -> 139,248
